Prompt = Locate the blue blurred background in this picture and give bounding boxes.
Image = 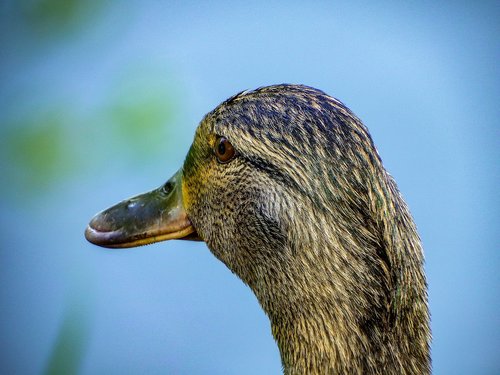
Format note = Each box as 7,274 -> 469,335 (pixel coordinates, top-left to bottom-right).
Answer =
0,1 -> 498,374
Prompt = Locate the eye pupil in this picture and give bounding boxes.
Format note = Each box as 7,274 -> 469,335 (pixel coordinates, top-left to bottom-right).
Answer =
215,136 -> 236,163
218,141 -> 226,155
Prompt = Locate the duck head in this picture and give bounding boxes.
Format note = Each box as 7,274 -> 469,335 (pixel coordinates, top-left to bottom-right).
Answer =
85,84 -> 377,292
86,84 -> 430,374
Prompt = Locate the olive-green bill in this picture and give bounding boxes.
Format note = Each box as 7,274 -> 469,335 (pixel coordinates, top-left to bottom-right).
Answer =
85,170 -> 200,248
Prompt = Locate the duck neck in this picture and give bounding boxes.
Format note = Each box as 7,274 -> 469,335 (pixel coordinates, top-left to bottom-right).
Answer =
254,232 -> 430,374
265,275 -> 429,375
270,304 -> 364,375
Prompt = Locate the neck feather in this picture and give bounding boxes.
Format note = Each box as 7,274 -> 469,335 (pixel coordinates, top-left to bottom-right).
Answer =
253,197 -> 430,374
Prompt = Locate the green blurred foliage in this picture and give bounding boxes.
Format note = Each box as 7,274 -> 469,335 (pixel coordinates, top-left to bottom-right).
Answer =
1,63 -> 180,199
2,111 -> 75,191
43,299 -> 90,375
1,2 -> 182,202
105,66 -> 178,160
19,0 -> 105,37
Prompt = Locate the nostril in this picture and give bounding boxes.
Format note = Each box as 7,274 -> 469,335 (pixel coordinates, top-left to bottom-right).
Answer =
162,180 -> 174,194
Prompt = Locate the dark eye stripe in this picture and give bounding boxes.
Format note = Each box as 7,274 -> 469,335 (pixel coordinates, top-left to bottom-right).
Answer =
244,154 -> 307,195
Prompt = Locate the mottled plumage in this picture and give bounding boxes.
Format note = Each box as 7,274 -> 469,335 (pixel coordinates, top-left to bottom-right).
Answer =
86,84 -> 431,374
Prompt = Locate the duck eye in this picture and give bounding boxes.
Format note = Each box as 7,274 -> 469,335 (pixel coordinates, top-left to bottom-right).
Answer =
215,136 -> 236,164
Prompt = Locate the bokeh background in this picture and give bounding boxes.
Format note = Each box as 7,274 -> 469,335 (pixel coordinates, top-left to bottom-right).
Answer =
1,1 -> 498,374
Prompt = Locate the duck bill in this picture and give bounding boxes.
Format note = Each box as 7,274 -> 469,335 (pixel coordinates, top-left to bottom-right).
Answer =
85,169 -> 200,248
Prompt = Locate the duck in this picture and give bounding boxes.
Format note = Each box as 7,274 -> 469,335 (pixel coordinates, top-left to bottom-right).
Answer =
85,84 -> 431,374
